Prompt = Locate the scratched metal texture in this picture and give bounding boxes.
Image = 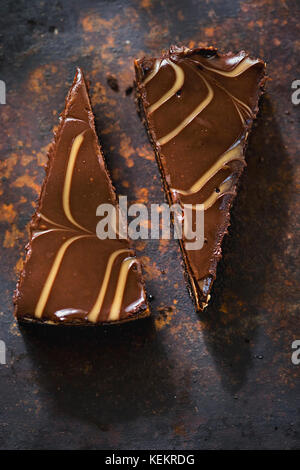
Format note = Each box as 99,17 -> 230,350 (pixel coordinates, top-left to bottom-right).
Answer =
0,0 -> 299,450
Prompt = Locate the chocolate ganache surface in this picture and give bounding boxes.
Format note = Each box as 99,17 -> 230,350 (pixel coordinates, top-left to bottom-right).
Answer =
135,46 -> 266,310
14,68 -> 149,325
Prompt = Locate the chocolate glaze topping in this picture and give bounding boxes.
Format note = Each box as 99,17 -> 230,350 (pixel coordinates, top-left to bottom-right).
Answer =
14,68 -> 149,325
135,46 -> 266,310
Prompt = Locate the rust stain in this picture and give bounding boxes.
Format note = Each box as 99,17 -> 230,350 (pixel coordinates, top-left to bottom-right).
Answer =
135,240 -> 147,252
204,27 -> 214,37
136,144 -> 155,162
177,10 -> 184,21
145,22 -> 169,49
158,238 -> 170,254
102,122 -> 121,135
141,256 -> 162,280
173,424 -> 186,436
119,134 -> 135,168
20,154 -> 34,166
12,172 -> 40,194
140,0 -> 152,9
81,14 -> 121,33
219,303 -> 228,314
100,35 -> 116,62
90,81 -> 107,106
9,320 -> 21,337
154,305 -> 176,331
0,204 -> 17,224
111,168 -> 122,182
27,65 -> 58,97
14,256 -> 24,275
3,224 -> 23,249
36,144 -> 51,167
0,153 -> 18,179
116,67 -> 134,91
134,187 -> 149,204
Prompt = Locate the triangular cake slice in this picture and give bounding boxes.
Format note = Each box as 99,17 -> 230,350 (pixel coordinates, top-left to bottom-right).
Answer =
14,68 -> 149,325
135,46 -> 266,310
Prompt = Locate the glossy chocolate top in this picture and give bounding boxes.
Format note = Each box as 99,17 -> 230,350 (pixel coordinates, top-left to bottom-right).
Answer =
135,46 -> 265,309
15,68 -> 149,324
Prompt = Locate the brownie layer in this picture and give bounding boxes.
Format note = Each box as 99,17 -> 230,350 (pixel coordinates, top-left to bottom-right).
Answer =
135,46 -> 266,310
14,68 -> 149,325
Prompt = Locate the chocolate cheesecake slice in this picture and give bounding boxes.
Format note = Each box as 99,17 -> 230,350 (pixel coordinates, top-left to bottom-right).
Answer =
135,46 -> 266,310
14,68 -> 149,325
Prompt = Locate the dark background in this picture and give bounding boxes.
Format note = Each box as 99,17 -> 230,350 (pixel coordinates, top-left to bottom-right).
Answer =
0,0 -> 299,450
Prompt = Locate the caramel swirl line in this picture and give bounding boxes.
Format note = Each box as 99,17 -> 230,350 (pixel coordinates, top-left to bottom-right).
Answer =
171,143 -> 244,196
32,228 -> 70,240
188,58 -> 253,124
187,57 -> 253,126
143,59 -> 214,146
225,91 -> 253,125
214,82 -> 252,124
34,241 -> 137,321
88,250 -> 136,323
108,257 -> 138,322
158,73 -> 214,146
143,56 -> 256,146
203,176 -> 235,211
231,94 -> 252,117
143,59 -> 161,85
201,56 -> 260,78
166,62 -> 249,197
182,177 -> 235,247
182,177 -> 235,218
63,131 -> 92,233
39,131 -> 92,234
148,60 -> 184,114
143,57 -> 251,202
35,235 -> 90,318
232,100 -> 246,124
39,213 -> 73,231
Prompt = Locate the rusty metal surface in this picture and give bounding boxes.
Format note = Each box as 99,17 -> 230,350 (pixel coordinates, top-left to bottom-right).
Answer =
0,0 -> 299,450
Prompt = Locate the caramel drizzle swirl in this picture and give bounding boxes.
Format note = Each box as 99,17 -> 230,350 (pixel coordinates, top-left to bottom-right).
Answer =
143,54 -> 256,209
148,60 -> 184,114
108,257 -> 138,322
144,59 -> 213,146
171,142 -> 244,197
200,56 -> 259,78
35,234 -> 89,318
34,131 -> 137,321
63,131 -> 92,233
143,59 -> 162,85
196,176 -> 235,212
188,57 -> 254,125
87,249 -> 134,323
38,213 -> 71,231
158,73 -> 213,146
